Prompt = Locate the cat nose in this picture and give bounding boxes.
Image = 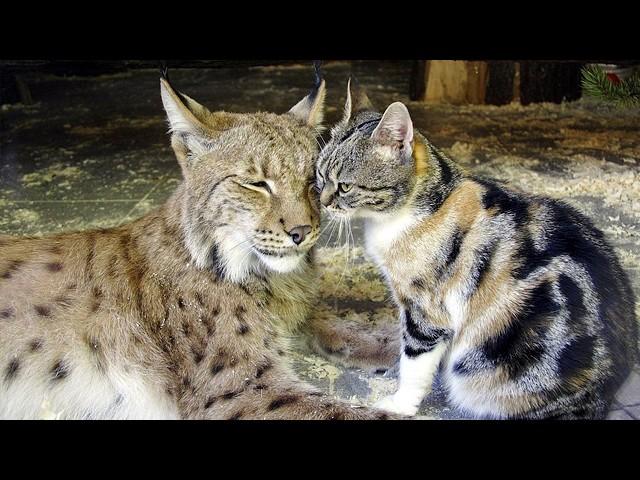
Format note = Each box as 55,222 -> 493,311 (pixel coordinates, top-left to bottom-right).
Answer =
320,188 -> 333,207
287,225 -> 312,245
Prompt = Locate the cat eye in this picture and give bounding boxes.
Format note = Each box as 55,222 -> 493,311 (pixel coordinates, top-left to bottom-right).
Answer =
338,183 -> 353,194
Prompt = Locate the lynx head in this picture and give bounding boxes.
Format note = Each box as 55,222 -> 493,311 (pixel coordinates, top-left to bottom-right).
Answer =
316,79 -> 418,219
160,68 -> 326,281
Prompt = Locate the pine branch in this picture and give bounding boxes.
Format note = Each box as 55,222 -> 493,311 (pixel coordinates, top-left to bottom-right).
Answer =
581,64 -> 640,107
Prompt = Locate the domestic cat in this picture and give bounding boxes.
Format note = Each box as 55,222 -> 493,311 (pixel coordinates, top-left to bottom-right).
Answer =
0,70 -> 391,419
314,81 -> 638,419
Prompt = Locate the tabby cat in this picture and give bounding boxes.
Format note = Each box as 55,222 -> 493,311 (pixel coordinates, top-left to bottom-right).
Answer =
0,70 -> 390,420
314,81 -> 638,419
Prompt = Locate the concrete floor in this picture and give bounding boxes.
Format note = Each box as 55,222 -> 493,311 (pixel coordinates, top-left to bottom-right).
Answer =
1,61 -> 639,419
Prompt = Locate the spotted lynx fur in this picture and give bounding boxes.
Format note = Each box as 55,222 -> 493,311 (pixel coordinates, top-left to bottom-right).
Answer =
0,71 -> 391,420
315,81 -> 638,419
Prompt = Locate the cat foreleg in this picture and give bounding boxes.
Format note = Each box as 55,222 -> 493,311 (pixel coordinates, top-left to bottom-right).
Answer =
375,341 -> 448,416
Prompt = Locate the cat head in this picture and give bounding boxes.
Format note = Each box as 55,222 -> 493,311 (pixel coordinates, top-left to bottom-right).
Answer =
316,79 -> 417,219
161,67 -> 326,281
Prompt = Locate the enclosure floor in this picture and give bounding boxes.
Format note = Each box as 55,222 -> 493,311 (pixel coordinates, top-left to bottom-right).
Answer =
1,61 -> 639,419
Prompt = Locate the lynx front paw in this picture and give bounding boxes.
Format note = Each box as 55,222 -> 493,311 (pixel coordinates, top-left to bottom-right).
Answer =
374,393 -> 420,417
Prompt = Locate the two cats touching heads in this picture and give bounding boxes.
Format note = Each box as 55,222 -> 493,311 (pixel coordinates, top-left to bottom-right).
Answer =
0,64 -> 635,419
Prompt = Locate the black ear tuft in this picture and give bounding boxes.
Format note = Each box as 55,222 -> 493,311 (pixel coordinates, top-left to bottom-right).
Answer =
287,62 -> 326,128
159,63 -> 190,108
312,60 -> 323,90
159,61 -> 170,82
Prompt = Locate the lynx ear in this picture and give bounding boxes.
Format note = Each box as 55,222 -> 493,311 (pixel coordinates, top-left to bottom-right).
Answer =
371,102 -> 413,151
160,77 -> 210,136
288,62 -> 326,129
160,76 -> 225,175
338,77 -> 374,128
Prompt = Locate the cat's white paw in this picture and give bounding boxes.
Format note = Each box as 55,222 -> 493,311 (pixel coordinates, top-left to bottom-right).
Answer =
374,394 -> 420,417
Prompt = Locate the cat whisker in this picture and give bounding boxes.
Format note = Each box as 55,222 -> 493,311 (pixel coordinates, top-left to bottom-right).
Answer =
346,217 -> 355,267
319,218 -> 333,248
336,217 -> 351,288
221,244 -> 255,276
322,216 -> 339,249
225,237 -> 254,254
317,217 -> 336,240
344,217 -> 355,274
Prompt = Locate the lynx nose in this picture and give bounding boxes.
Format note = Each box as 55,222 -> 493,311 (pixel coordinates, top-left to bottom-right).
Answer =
287,225 -> 312,245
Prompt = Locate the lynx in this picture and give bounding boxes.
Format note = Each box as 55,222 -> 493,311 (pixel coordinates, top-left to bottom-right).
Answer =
0,70 -> 390,420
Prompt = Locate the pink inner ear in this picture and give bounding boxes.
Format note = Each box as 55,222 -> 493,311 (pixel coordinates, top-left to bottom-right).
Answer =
371,103 -> 413,147
380,128 -> 404,146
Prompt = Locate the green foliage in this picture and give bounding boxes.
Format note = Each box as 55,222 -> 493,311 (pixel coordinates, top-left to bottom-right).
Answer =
581,64 -> 640,107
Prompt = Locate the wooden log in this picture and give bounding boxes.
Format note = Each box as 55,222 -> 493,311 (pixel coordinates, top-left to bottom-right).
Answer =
519,61 -> 582,104
485,62 -> 516,105
513,62 -> 521,103
423,60 -> 488,105
417,61 -> 585,105
409,60 -> 427,101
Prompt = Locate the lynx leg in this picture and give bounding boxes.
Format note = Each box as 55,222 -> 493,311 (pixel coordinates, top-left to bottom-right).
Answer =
198,381 -> 400,420
305,316 -> 400,371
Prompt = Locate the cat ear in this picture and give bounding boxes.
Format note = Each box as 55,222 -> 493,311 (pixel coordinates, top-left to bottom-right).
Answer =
288,62 -> 327,130
338,77 -> 374,128
161,77 -> 216,136
371,102 -> 414,151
